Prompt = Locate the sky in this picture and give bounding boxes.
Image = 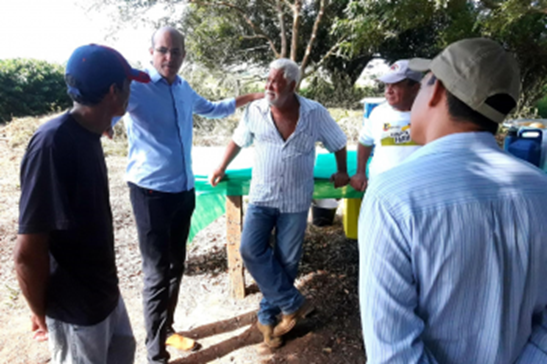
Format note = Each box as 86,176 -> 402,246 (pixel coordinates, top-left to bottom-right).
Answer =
0,0 -> 153,66
0,0 -> 387,83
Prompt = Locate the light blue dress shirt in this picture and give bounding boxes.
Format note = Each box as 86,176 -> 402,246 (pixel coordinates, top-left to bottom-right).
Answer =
232,96 -> 347,213
359,132 -> 547,364
116,66 -> 236,193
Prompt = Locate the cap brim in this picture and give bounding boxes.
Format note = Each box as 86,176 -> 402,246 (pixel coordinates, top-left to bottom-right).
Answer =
408,58 -> 431,72
377,73 -> 406,84
129,69 -> 151,83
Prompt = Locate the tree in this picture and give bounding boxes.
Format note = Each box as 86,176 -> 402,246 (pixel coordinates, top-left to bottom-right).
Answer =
0,59 -> 71,122
90,0 -> 547,109
89,0 -> 371,88
341,0 -> 547,110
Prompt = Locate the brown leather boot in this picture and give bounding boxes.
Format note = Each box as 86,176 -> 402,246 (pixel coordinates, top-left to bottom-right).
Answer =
257,322 -> 283,348
273,300 -> 314,337
165,333 -> 198,351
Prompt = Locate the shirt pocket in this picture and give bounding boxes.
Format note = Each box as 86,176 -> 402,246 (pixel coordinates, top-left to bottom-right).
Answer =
286,131 -> 315,156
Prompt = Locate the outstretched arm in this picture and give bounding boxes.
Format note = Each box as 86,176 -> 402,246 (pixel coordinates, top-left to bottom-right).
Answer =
235,93 -> 264,108
194,92 -> 264,119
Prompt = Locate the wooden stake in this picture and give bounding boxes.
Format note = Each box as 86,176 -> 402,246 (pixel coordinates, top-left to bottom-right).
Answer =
226,195 -> 245,299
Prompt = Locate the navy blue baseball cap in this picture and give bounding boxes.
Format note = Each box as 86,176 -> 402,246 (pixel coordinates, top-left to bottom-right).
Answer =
65,44 -> 150,103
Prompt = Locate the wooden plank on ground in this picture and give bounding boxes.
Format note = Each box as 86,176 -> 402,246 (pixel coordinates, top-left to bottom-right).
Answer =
226,195 -> 245,299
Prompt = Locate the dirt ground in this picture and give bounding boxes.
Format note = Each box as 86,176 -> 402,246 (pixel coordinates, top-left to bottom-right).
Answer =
0,116 -> 366,364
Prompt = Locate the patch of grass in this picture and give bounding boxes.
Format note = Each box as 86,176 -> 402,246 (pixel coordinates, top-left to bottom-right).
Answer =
102,121 -> 128,157
2,106 -> 363,158
1,114 -> 55,149
2,284 -> 19,309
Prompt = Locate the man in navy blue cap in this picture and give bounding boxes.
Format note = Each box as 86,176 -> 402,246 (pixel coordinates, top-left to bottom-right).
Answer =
14,44 -> 150,364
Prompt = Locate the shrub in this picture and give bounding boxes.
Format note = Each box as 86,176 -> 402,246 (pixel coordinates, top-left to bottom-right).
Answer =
536,95 -> 547,118
0,59 -> 71,122
300,74 -> 383,110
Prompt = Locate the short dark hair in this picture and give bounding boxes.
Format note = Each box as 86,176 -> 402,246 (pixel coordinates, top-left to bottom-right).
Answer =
65,75 -> 124,106
405,78 -> 420,87
428,74 -> 515,135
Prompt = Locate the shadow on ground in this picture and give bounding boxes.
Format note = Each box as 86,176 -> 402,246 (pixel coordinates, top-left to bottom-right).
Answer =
185,245 -> 228,278
173,217 -> 366,364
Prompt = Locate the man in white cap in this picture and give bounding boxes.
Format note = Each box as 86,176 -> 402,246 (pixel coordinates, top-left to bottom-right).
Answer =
359,38 -> 547,363
349,60 -> 422,191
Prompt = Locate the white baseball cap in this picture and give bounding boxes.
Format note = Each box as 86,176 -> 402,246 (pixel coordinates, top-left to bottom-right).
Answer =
377,60 -> 423,84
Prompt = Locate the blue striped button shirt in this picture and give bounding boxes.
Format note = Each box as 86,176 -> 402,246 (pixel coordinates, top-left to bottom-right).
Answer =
232,96 -> 347,213
117,66 -> 236,193
359,132 -> 547,364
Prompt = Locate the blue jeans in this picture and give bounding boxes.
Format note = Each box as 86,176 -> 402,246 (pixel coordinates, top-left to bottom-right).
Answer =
240,204 -> 308,326
46,297 -> 135,364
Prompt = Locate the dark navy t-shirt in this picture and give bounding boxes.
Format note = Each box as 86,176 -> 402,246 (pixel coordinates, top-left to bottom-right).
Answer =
18,112 -> 119,326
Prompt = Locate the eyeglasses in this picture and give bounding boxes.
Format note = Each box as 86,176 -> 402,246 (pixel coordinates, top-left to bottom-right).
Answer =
154,48 -> 184,58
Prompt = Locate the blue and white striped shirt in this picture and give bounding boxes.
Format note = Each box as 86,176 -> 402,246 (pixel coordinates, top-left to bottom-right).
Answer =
359,132 -> 547,364
232,96 -> 347,213
118,66 -> 235,193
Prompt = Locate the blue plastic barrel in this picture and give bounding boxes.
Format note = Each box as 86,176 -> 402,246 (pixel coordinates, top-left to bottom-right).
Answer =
506,128 -> 543,167
362,97 -> 385,121
361,98 -> 385,158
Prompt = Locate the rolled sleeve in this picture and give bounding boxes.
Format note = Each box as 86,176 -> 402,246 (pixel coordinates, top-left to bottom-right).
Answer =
359,121 -> 374,146
232,106 -> 253,148
317,108 -> 347,152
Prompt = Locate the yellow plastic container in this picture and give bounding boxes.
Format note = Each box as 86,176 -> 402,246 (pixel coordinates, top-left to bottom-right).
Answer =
343,198 -> 362,240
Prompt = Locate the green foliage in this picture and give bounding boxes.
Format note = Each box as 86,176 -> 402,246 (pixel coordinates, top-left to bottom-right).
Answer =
342,0 -> 547,112
91,0 -> 547,111
300,73 -> 382,109
537,96 -> 547,118
0,59 -> 71,122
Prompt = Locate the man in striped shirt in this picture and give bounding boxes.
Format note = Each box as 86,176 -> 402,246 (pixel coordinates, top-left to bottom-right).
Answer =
210,58 -> 349,348
359,38 -> 547,363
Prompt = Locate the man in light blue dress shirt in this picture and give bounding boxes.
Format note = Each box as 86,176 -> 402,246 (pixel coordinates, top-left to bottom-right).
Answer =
114,27 -> 264,364
359,38 -> 547,363
210,59 -> 349,348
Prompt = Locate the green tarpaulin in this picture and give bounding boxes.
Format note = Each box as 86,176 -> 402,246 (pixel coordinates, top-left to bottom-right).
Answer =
188,149 -> 364,242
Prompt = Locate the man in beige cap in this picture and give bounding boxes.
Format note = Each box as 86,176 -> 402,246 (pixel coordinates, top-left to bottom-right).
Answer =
359,38 -> 547,363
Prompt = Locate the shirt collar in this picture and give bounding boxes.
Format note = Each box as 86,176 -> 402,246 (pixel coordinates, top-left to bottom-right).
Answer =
255,94 -> 314,115
405,131 -> 500,163
145,65 -> 181,85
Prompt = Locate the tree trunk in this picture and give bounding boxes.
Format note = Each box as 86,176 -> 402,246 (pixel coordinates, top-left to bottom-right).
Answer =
290,0 -> 303,61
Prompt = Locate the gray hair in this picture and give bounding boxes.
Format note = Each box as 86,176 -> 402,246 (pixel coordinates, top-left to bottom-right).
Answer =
269,58 -> 301,84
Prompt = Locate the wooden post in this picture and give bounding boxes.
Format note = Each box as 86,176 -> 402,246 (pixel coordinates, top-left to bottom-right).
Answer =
226,195 -> 245,299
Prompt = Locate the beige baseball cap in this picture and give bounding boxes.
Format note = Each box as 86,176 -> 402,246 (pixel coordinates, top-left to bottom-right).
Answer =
409,38 -> 521,123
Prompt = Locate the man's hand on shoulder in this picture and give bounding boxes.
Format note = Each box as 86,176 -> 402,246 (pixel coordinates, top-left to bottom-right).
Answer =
350,172 -> 368,192
331,171 -> 350,189
235,93 -> 265,108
